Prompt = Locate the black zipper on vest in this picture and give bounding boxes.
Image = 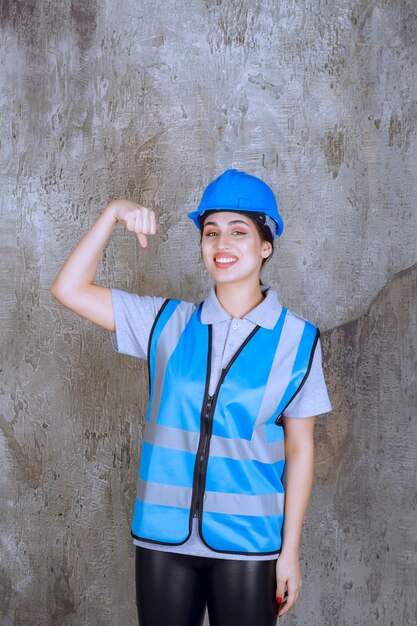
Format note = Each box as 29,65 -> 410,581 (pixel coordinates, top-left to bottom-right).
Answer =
190,324 -> 261,522
192,392 -> 215,518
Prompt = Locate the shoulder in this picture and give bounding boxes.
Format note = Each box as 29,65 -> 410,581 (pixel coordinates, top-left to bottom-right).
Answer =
111,287 -> 166,317
111,288 -> 203,313
160,296 -> 201,310
264,286 -> 319,333
151,297 -> 201,328
284,306 -> 320,334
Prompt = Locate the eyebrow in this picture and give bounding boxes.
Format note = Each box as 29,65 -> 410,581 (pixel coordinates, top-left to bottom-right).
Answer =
202,219 -> 250,228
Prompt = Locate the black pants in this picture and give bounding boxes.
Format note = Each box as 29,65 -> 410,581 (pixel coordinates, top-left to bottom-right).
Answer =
135,546 -> 278,626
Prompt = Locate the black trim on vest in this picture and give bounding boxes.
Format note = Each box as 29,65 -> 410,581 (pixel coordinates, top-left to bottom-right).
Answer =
146,298 -> 171,392
274,327 -> 320,426
131,529 -> 194,545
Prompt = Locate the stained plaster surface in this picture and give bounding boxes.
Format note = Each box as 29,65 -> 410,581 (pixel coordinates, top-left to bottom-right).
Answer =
0,1 -> 416,624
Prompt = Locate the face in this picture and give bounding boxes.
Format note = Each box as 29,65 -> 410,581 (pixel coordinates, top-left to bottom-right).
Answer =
200,211 -> 272,286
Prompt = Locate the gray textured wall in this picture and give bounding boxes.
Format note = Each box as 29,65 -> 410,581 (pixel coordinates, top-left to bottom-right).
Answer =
1,1 -> 416,624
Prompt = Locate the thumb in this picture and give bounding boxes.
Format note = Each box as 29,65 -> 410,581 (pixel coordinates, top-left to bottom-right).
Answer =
137,232 -> 148,248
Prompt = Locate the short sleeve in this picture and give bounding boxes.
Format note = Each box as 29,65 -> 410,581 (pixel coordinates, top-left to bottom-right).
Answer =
110,288 -> 166,359
283,338 -> 332,418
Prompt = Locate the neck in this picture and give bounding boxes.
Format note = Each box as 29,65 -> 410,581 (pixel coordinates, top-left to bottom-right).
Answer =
214,279 -> 266,319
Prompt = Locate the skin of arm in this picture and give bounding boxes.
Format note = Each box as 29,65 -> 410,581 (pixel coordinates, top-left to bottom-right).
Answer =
275,414 -> 316,617
50,200 -> 156,331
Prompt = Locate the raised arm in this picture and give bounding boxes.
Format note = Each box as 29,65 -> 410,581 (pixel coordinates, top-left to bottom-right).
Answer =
50,200 -> 157,331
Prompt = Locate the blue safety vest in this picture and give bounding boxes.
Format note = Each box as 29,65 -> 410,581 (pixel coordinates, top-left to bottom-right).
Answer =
132,298 -> 319,555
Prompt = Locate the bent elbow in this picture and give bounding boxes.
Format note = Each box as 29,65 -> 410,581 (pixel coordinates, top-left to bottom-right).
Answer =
50,281 -> 64,302
50,282 -> 60,300
50,282 -> 73,307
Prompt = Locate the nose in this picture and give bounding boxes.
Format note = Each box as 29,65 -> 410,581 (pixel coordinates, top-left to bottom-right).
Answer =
216,232 -> 232,249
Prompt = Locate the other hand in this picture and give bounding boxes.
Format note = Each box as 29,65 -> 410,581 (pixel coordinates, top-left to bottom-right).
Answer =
275,549 -> 302,617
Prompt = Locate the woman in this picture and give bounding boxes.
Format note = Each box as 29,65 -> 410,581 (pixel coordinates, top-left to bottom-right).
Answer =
51,168 -> 332,625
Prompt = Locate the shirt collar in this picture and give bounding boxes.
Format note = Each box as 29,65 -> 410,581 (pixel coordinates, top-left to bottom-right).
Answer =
200,284 -> 283,329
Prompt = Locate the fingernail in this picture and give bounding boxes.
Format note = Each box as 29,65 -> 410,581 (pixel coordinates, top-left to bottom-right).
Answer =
276,596 -> 283,603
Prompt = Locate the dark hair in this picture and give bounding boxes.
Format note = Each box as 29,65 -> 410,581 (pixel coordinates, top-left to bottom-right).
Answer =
199,210 -> 275,284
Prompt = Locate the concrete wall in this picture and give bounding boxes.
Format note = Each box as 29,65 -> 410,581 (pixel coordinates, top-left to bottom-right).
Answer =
1,1 -> 416,624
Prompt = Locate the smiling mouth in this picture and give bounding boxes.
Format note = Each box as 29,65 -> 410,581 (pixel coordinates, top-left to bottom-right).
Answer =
214,257 -> 237,263
213,255 -> 238,268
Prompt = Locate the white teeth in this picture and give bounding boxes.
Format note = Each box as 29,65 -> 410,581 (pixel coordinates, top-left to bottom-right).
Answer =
215,257 -> 237,263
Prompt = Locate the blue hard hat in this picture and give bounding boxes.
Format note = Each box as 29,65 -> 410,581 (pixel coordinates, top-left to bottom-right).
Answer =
187,168 -> 284,237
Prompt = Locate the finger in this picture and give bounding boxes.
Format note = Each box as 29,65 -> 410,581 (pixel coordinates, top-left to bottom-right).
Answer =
141,209 -> 150,234
125,214 -> 136,232
149,210 -> 157,234
137,232 -> 148,248
278,586 -> 297,617
134,212 -> 143,234
275,579 -> 286,607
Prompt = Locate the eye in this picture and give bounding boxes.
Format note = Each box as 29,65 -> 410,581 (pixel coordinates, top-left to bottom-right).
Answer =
204,230 -> 218,237
232,230 -> 247,236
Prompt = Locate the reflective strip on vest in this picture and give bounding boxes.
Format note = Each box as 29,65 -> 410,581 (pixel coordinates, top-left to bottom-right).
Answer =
132,299 -> 319,555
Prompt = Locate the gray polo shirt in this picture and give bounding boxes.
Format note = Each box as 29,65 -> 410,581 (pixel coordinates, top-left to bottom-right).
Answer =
110,284 -> 332,560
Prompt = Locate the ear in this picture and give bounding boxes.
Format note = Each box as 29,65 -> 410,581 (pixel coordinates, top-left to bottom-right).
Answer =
261,242 -> 273,259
